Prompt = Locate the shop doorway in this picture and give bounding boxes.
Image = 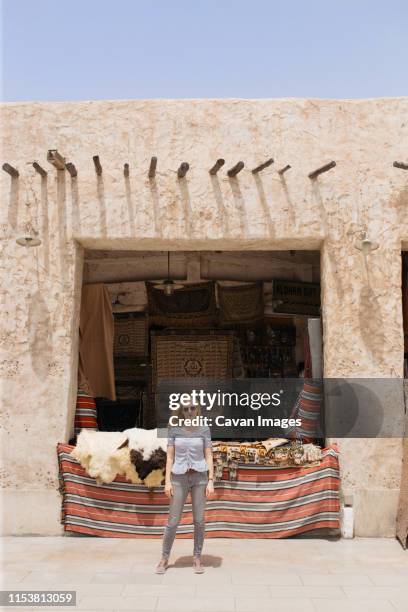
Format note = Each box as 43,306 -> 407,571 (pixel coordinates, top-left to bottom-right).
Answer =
76,249 -> 322,437
57,247 -> 343,540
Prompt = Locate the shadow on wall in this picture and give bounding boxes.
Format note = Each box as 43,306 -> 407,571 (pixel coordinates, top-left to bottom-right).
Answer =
96,174 -> 107,236
227,176 -> 247,237
70,174 -> 81,236
148,177 -> 163,237
278,172 -> 296,228
210,174 -> 229,236
177,175 -> 192,237
311,179 -> 345,301
2,160 -> 341,251
28,290 -> 54,379
253,173 -> 274,237
394,184 -> 408,231
124,172 -> 136,236
7,175 -> 19,230
56,169 -> 68,287
39,175 -> 50,273
358,278 -> 386,365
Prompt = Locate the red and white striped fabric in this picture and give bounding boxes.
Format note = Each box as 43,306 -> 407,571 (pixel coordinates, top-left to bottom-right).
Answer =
288,379 -> 323,443
57,442 -> 340,538
74,392 -> 98,436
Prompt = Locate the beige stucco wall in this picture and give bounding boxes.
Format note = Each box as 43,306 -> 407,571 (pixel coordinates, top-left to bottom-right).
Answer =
1,98 -> 407,536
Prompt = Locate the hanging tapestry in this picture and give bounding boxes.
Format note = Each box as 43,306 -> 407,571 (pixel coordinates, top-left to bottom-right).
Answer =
151,330 -> 234,389
218,282 -> 264,327
113,312 -> 148,357
146,281 -> 218,328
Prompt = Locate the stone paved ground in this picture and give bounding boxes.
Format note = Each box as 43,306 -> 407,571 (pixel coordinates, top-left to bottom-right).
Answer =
1,536 -> 408,611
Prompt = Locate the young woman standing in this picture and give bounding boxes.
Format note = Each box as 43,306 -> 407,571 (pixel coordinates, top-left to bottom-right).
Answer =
155,401 -> 214,574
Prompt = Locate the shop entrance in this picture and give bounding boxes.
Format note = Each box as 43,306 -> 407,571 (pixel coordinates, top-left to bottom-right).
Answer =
57,247 -> 341,539
76,249 -> 322,436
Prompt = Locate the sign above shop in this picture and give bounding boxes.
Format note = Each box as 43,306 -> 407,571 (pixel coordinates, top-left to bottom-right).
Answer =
272,279 -> 320,315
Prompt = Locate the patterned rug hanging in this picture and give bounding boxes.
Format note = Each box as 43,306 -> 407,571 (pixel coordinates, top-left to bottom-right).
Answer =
218,282 -> 264,327
146,280 -> 218,328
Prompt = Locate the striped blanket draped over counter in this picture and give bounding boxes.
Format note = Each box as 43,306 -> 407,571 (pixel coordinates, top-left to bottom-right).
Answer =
57,443 -> 340,538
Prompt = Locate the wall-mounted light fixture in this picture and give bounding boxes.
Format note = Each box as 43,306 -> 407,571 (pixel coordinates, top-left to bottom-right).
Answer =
354,231 -> 379,255
16,223 -> 41,247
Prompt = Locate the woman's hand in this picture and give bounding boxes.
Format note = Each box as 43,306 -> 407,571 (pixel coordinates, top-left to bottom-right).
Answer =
164,482 -> 173,498
206,480 -> 215,498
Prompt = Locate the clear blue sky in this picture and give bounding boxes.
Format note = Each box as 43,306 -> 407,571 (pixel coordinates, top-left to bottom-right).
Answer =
1,0 -> 407,101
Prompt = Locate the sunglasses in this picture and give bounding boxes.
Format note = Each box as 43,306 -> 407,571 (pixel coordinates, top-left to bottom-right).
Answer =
182,405 -> 198,413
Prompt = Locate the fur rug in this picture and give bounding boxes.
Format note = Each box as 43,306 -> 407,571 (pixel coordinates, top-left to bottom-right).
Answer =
72,428 -> 166,486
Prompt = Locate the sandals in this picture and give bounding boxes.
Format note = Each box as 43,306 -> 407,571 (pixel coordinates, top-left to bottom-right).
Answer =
193,556 -> 205,574
155,556 -> 205,574
155,558 -> 168,574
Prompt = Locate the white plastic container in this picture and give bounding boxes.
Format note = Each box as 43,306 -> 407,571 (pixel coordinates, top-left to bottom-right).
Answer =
341,504 -> 354,538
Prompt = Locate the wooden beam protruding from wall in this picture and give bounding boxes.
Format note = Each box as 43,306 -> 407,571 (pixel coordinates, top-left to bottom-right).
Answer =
177,162 -> 190,179
47,149 -> 66,170
308,161 -> 336,179
209,159 -> 225,175
2,163 -> 19,178
278,164 -> 291,175
65,162 -> 77,178
124,163 -> 130,178
32,162 -> 47,177
393,161 -> 408,170
227,161 -> 244,177
93,155 -> 102,176
252,158 -> 274,174
148,156 -> 157,179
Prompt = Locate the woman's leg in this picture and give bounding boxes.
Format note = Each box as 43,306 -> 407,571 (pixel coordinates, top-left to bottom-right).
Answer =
161,474 -> 189,560
191,472 -> 208,559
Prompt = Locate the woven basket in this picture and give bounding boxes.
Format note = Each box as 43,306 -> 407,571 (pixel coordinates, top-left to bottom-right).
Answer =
151,330 -> 234,389
113,313 -> 148,357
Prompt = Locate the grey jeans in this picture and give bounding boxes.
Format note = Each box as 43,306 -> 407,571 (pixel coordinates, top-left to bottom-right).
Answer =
162,470 -> 208,559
